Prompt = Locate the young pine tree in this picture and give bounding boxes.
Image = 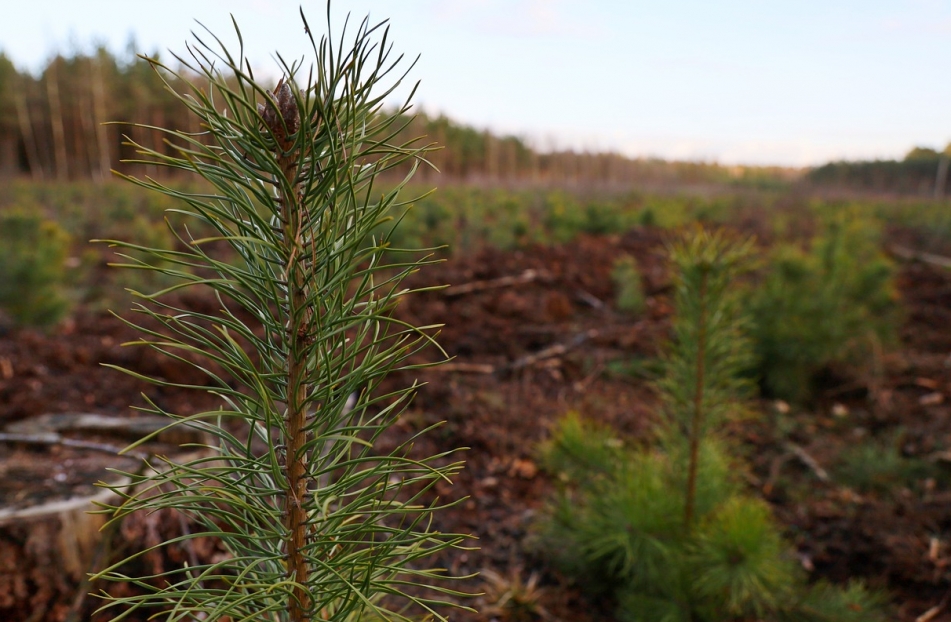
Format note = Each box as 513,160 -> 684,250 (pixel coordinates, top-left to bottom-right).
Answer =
92,10 -> 468,622
534,228 -> 888,621
660,228 -> 755,532
0,208 -> 72,328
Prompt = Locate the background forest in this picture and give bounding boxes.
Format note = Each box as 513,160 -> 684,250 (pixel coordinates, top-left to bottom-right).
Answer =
2,48 -> 948,194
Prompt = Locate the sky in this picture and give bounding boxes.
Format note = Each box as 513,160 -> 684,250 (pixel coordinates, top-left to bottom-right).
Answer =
1,0 -> 950,167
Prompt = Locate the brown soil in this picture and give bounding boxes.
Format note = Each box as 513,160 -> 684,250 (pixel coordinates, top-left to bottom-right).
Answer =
2,227 -> 951,621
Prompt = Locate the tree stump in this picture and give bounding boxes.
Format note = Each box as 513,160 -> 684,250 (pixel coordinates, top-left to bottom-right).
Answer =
0,413 -> 205,622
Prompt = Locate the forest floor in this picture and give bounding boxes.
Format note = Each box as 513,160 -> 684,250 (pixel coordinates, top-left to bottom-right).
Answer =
2,225 -> 951,621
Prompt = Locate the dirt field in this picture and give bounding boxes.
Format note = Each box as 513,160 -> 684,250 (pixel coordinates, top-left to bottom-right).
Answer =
2,226 -> 951,621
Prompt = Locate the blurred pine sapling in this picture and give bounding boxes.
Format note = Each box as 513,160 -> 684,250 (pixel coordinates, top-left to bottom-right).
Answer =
611,254 -> 647,315
0,208 -> 73,328
92,9 -> 468,622
749,209 -> 898,401
660,229 -> 755,530
834,433 -> 937,496
533,228 -> 888,621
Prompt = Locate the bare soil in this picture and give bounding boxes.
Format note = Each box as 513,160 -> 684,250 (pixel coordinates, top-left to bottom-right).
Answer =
2,226 -> 951,621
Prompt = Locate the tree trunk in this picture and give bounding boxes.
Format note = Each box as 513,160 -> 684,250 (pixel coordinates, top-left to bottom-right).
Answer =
46,61 -> 69,181
13,79 -> 43,181
76,61 -> 101,181
0,137 -> 17,177
91,58 -> 112,181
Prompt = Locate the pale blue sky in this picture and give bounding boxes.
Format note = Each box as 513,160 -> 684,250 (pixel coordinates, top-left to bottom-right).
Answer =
2,1 -> 950,166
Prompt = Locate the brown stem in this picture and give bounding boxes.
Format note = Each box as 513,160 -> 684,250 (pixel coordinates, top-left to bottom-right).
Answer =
684,268 -> 708,531
264,79 -> 311,622
285,296 -> 311,622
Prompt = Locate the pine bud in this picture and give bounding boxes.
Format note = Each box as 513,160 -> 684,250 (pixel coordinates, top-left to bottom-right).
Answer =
258,78 -> 299,149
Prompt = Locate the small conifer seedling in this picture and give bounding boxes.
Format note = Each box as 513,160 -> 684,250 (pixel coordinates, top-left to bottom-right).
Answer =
92,9 -> 468,622
0,208 -> 72,328
534,228 -> 889,621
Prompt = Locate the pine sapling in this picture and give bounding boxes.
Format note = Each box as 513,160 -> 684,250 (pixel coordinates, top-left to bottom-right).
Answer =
533,228 -> 889,620
91,9 -> 468,622
661,228 -> 753,530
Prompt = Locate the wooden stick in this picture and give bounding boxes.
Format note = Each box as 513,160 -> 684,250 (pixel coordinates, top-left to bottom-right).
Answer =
785,442 -> 830,483
0,432 -> 148,461
762,452 -> 794,495
916,594 -> 950,622
575,289 -> 607,310
430,362 -> 496,374
500,329 -> 598,374
446,269 -> 548,296
889,245 -> 951,269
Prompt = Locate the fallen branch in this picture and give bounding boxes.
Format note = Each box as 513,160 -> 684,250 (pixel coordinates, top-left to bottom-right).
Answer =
63,463 -> 143,622
500,329 -> 599,374
916,592 -> 951,622
761,443 -> 831,494
572,360 -> 606,394
430,362 -> 496,374
889,244 -> 951,269
784,442 -> 830,483
762,452 -> 795,495
0,432 -> 148,461
446,269 -> 549,297
4,412 -> 205,445
574,289 -> 606,311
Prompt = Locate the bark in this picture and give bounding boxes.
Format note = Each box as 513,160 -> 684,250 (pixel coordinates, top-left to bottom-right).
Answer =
77,62 -> 101,181
0,137 -> 16,177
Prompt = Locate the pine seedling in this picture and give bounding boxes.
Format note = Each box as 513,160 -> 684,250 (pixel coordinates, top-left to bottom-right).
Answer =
533,228 -> 889,621
91,9 -> 468,622
749,210 -> 898,401
611,254 -> 647,315
660,228 -> 754,530
0,208 -> 72,328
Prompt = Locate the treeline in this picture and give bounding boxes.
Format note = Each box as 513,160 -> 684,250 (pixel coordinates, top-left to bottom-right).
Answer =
0,48 -> 793,188
806,146 -> 951,196
398,112 -> 795,187
0,49 -> 193,182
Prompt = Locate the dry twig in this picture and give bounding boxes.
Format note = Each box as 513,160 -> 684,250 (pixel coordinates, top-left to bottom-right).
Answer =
890,245 -> 951,269
500,329 -> 599,374
0,432 -> 148,461
446,269 -> 549,296
430,362 -> 496,374
784,442 -> 830,483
